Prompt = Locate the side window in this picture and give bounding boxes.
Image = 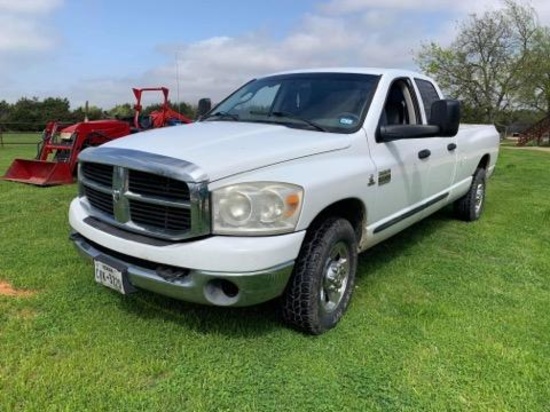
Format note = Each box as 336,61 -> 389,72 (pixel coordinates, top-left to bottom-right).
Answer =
379,80 -> 420,129
414,79 -> 440,122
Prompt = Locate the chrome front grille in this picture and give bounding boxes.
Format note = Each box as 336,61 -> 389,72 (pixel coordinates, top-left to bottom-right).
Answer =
78,156 -> 209,241
83,185 -> 113,216
128,199 -> 191,230
81,162 -> 113,187
128,169 -> 190,200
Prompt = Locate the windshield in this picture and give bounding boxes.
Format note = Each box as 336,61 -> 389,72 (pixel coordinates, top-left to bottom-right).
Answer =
202,73 -> 380,133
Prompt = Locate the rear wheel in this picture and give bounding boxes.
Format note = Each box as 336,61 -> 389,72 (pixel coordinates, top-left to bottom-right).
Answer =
281,217 -> 358,335
454,168 -> 487,221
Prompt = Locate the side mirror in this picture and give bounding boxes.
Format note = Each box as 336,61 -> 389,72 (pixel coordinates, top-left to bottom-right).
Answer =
196,98 -> 212,119
378,99 -> 461,142
430,99 -> 460,137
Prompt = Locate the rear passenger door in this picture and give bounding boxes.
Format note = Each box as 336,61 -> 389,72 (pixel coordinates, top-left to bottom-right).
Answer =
413,78 -> 458,199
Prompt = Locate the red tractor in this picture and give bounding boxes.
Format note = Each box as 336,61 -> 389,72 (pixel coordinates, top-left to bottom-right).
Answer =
2,87 -> 192,186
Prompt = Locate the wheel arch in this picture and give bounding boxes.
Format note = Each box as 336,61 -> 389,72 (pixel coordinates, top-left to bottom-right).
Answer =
305,198 -> 366,244
477,154 -> 490,170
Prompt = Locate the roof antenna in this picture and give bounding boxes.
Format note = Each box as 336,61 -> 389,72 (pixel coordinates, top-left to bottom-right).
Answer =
175,51 -> 181,114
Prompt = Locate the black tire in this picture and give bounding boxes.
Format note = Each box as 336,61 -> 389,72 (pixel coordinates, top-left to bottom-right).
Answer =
454,168 -> 487,221
281,217 -> 358,335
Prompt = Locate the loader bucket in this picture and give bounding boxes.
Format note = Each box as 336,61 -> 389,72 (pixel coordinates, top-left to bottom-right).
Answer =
2,159 -> 74,186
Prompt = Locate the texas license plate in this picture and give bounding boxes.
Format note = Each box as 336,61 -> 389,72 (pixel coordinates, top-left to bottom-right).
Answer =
94,259 -> 128,294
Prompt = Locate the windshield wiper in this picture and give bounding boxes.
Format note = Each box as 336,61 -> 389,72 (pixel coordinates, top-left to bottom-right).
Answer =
203,111 -> 240,121
270,111 -> 327,132
248,110 -> 270,116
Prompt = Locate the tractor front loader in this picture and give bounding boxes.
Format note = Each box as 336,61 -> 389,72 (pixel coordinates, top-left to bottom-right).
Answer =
3,120 -> 131,186
2,87 -> 191,186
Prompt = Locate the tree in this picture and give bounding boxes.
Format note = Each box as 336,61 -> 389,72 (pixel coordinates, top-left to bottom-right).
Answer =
0,100 -> 10,123
41,97 -> 72,122
518,27 -> 550,114
415,0 -> 540,124
143,101 -> 195,118
107,103 -> 134,119
5,96 -> 74,130
71,105 -> 105,122
9,97 -> 42,131
0,96 -> 196,131
175,101 -> 195,119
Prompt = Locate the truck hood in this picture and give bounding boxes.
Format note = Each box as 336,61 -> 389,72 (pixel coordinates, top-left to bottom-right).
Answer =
99,121 -> 351,181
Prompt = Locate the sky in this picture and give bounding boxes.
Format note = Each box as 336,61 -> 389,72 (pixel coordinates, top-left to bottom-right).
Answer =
1,0 -> 550,110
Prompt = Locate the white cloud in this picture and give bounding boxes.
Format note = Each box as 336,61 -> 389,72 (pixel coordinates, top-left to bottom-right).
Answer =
0,0 -> 62,14
0,0 -> 62,52
5,0 -> 550,109
0,17 -> 57,51
162,13 -> 412,102
322,0 -> 550,24
145,0 -> 550,108
0,0 -> 63,93
60,6 -> 440,108
323,0 -> 500,14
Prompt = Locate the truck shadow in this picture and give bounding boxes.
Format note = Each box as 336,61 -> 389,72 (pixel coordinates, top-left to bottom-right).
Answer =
356,207 -> 455,275
116,207 -> 456,338
117,286 -> 282,338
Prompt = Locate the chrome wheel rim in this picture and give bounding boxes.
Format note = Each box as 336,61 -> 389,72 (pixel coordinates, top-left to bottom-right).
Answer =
319,241 -> 350,314
474,182 -> 485,216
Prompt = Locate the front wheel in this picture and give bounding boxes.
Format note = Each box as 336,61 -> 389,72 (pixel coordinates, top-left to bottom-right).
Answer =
454,168 -> 487,221
281,217 -> 358,335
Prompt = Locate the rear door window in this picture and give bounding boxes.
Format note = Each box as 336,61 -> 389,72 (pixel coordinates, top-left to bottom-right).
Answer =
414,79 -> 440,122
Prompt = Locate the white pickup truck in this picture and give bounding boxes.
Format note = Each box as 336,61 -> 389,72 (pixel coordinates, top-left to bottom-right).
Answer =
69,68 -> 500,334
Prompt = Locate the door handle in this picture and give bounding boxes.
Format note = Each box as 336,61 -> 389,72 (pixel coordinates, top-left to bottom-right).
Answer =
418,149 -> 431,159
447,143 -> 457,151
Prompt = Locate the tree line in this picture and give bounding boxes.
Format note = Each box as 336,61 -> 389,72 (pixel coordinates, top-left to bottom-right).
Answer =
415,0 -> 550,127
0,97 -> 195,132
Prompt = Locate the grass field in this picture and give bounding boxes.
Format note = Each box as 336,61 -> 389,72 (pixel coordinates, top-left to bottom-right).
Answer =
0,138 -> 549,411
0,132 -> 42,146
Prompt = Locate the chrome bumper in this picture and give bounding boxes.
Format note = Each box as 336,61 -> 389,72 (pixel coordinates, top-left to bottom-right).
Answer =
70,232 -> 294,307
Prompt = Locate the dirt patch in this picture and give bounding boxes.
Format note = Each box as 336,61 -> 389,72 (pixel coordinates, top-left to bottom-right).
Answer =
0,281 -> 36,297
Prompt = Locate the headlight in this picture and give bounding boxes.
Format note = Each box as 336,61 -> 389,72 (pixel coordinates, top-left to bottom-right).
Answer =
212,182 -> 303,235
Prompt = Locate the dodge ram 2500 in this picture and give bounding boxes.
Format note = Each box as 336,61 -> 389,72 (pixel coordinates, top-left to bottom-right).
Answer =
69,68 -> 500,334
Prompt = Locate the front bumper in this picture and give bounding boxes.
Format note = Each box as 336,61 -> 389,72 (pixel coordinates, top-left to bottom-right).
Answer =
69,198 -> 305,306
71,232 -> 295,306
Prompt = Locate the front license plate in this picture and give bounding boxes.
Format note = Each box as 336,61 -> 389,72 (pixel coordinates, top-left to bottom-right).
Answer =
94,259 -> 127,294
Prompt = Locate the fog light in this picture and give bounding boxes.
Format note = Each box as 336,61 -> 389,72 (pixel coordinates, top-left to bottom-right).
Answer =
204,279 -> 240,306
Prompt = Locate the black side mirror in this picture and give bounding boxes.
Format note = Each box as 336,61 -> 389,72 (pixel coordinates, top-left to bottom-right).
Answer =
378,98 -> 461,142
430,99 -> 460,137
196,98 -> 212,119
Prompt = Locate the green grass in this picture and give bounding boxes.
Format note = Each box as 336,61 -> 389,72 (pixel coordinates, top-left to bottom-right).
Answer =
0,143 -> 548,411
0,132 -> 43,146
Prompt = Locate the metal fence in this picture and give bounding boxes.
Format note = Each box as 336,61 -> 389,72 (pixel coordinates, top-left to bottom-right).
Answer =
0,125 -> 43,148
